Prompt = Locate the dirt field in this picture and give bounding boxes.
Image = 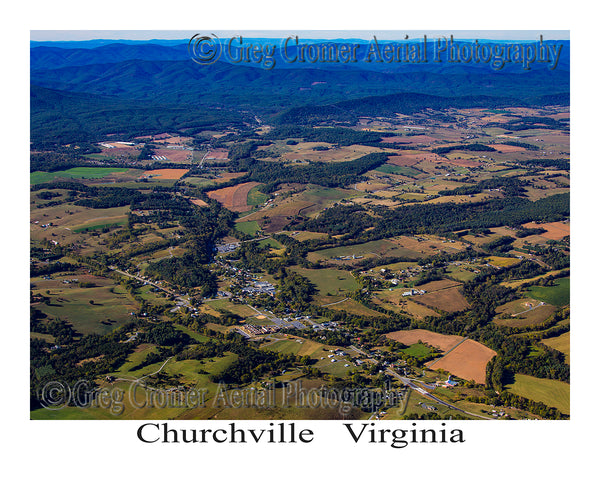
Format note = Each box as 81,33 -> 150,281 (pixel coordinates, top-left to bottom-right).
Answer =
385,329 -> 464,352
426,339 -> 496,384
190,198 -> 209,207
207,182 -> 261,212
522,221 -> 570,240
141,169 -> 189,180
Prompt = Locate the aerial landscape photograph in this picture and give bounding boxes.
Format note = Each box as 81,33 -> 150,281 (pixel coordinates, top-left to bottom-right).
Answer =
29,29 -> 572,423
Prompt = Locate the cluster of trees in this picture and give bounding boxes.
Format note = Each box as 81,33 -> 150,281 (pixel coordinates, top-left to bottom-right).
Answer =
519,158 -> 570,171
275,92 -> 568,126
30,326 -> 135,408
146,256 -> 217,295
466,391 -> 567,419
438,176 -> 526,197
432,143 -> 496,155
488,116 -> 568,132
264,125 -> 387,147
301,193 -> 569,240
245,152 -> 389,189
210,336 -> 300,385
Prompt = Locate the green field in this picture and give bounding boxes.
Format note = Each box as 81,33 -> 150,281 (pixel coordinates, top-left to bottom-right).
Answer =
527,278 -> 570,307
401,343 -> 433,359
259,238 -> 284,250
235,220 -> 261,236
30,167 -> 131,185
33,282 -> 137,335
247,186 -> 269,206
290,266 -> 358,296
72,219 -> 128,233
207,299 -> 258,318
505,374 -> 570,414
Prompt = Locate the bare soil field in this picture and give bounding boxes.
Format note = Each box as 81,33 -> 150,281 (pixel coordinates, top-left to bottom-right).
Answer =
207,182 -> 262,212
522,221 -> 570,240
426,339 -> 496,384
190,198 -> 209,207
385,329 -> 464,352
141,169 -> 189,180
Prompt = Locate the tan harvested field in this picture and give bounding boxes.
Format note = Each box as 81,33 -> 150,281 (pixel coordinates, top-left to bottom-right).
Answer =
152,148 -> 193,163
159,136 -> 193,145
415,285 -> 470,313
534,133 -> 570,146
386,329 -> 463,352
190,198 -> 209,207
207,182 -> 261,212
488,144 -> 528,153
388,235 -> 467,255
280,143 -> 382,163
426,339 -> 496,384
141,168 -> 189,180
547,112 -> 570,120
372,293 -> 440,319
353,181 -> 390,192
206,148 -> 229,160
522,221 -> 570,240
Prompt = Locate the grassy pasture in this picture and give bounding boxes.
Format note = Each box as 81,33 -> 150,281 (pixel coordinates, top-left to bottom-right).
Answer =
247,185 -> 268,206
494,298 -> 557,328
32,276 -> 137,335
30,167 -> 131,185
505,374 -> 570,414
527,278 -> 570,307
289,266 -> 357,296
234,220 -> 261,236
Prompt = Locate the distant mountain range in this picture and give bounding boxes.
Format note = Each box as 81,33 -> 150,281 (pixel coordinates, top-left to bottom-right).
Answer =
30,39 -> 570,144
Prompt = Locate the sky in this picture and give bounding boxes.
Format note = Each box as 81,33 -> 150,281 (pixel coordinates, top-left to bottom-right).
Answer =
30,29 -> 570,42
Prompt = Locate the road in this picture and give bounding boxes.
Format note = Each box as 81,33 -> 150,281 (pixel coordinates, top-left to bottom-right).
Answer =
348,345 -> 492,420
109,266 -> 191,308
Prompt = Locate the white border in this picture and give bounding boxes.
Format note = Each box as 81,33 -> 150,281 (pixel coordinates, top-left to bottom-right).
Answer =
5,1 -> 597,477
